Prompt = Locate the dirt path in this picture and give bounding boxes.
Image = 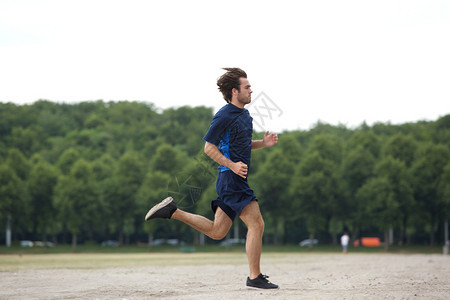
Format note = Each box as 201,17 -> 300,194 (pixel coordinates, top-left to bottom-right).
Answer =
1,253 -> 449,299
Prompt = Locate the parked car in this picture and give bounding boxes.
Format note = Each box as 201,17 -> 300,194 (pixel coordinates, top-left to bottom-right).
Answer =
220,238 -> 246,246
150,239 -> 182,246
299,239 -> 319,247
45,241 -> 56,247
101,240 -> 119,247
34,241 -> 45,247
20,240 -> 34,247
150,239 -> 166,246
166,239 -> 179,246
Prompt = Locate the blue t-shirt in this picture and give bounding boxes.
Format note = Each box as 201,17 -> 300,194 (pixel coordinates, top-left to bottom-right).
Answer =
203,103 -> 253,175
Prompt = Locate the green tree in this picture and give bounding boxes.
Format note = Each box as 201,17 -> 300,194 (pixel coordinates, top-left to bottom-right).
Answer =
291,169 -> 328,246
291,151 -> 340,247
91,154 -> 116,182
57,148 -> 80,175
341,146 -> 376,238
252,134 -> 302,244
376,156 -> 414,245
411,144 -> 450,245
6,148 -> 29,181
254,149 -> 293,244
8,126 -> 43,155
438,162 -> 450,244
106,151 -> 144,245
2,101 -> 450,246
136,170 -> 171,246
347,130 -> 380,159
342,146 -> 375,196
90,154 -> 116,239
382,133 -> 417,168
357,157 -> 413,249
308,134 -> 346,241
433,114 -> 450,147
308,134 -> 342,164
356,176 -> 399,249
0,164 -> 28,244
28,157 -> 59,243
152,143 -> 186,173
54,159 -> 99,250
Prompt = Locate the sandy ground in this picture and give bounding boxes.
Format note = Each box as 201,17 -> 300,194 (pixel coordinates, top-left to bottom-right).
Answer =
1,252 -> 449,299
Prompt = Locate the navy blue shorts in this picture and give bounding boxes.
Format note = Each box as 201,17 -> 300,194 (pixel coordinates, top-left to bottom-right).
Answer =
211,170 -> 257,221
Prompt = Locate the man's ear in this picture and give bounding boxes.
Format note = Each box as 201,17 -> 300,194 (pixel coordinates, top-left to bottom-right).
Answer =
232,88 -> 238,95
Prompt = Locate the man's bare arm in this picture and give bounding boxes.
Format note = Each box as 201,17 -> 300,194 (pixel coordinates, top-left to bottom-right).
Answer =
204,142 -> 248,178
251,140 -> 265,150
252,131 -> 278,150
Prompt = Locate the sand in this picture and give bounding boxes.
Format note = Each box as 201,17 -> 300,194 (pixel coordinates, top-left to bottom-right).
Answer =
1,252 -> 449,299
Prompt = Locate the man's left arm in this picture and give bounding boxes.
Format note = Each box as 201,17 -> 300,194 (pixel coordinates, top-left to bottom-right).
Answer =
252,131 -> 278,150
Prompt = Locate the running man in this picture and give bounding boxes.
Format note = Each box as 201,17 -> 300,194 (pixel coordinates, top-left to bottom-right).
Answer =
145,68 -> 279,289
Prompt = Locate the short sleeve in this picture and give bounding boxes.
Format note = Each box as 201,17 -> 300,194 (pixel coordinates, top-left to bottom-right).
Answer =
202,112 -> 229,146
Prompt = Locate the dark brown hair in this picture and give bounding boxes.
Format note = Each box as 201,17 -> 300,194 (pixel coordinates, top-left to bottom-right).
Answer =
217,68 -> 247,103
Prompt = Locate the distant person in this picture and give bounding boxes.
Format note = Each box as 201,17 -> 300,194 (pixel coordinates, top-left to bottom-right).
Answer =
144,68 -> 279,289
341,232 -> 350,254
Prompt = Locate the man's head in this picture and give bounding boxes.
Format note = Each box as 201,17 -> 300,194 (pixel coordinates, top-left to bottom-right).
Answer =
217,68 -> 250,105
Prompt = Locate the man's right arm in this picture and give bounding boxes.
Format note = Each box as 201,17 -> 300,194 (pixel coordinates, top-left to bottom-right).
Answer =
204,141 -> 248,179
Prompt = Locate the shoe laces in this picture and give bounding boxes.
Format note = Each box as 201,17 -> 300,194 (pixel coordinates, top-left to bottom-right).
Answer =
261,274 -> 271,283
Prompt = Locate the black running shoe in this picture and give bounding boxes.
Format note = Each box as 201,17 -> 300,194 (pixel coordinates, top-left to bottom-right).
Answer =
246,273 -> 279,290
144,197 -> 177,221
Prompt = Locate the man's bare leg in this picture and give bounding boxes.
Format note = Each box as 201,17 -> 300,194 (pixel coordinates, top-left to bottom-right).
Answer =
239,201 -> 264,279
172,208 -> 232,240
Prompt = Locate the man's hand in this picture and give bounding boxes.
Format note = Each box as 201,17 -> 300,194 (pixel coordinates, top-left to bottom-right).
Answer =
231,161 -> 248,179
204,142 -> 248,178
263,131 -> 278,148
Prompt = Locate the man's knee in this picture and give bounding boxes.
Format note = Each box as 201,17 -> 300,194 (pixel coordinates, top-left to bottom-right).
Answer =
210,229 -> 228,240
249,216 -> 265,235
257,217 -> 265,234
209,222 -> 230,240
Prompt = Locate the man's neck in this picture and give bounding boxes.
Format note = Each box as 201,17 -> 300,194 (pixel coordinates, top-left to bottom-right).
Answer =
230,99 -> 245,109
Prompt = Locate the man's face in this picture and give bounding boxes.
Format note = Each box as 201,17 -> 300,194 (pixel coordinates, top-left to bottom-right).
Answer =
236,78 -> 253,105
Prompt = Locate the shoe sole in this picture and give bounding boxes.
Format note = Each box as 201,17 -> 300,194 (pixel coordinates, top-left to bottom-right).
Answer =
246,286 -> 279,290
145,197 -> 174,221
246,286 -> 260,290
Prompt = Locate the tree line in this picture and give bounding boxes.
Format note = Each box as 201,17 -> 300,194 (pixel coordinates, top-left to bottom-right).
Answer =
0,100 -> 449,249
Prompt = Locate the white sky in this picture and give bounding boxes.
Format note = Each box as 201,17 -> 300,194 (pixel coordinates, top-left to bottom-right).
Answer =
1,0 -> 449,132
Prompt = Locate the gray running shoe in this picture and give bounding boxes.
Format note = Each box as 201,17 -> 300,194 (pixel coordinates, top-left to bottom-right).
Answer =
246,273 -> 279,290
144,197 -> 177,221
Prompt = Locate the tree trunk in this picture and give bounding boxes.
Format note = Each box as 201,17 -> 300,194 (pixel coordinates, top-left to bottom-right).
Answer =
332,234 -> 337,245
72,234 -> 77,252
277,218 -> 285,245
273,227 -> 279,245
309,233 -> 314,249
389,227 -> 394,245
399,225 -> 405,246
200,233 -> 205,246
118,228 -> 124,245
42,226 -> 47,244
6,213 -> 12,247
400,216 -> 408,245
88,226 -> 94,241
384,230 -> 389,250
406,233 -> 412,245
430,226 -> 435,246
193,230 -> 199,246
445,219 -> 449,246
148,233 -> 153,249
62,224 -> 68,244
